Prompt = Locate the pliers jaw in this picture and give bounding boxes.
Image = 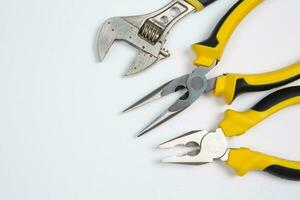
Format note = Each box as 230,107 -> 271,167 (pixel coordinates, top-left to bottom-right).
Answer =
159,129 -> 229,164
124,67 -> 216,137
123,73 -> 190,137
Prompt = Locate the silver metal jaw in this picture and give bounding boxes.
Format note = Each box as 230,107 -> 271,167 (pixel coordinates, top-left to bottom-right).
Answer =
124,66 -> 216,137
160,128 -> 229,164
97,0 -> 195,76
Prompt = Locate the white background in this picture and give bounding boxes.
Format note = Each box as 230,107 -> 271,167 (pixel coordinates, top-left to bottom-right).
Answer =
0,0 -> 300,199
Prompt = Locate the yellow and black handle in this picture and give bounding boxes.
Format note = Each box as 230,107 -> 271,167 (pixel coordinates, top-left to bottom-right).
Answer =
192,0 -> 263,67
220,86 -> 300,137
185,0 -> 218,11
227,148 -> 300,180
214,62 -> 300,104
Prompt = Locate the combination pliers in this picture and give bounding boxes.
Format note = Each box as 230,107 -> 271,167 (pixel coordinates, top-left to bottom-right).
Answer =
160,86 -> 300,180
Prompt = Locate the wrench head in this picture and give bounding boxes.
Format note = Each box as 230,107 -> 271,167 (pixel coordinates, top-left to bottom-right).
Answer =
97,0 -> 196,76
97,16 -> 169,76
97,17 -> 118,62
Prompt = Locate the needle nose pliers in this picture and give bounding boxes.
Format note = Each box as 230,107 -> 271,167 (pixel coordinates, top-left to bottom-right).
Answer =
125,60 -> 300,137
124,0 -> 272,136
160,86 -> 300,180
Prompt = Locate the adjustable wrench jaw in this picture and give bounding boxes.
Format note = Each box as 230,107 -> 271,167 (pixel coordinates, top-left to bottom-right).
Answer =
97,0 -> 196,76
97,17 -> 163,76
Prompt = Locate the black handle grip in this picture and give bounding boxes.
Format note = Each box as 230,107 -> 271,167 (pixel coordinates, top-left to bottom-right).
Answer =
191,0 -> 263,67
252,86 -> 300,112
233,74 -> 300,102
198,0 -> 218,7
265,165 -> 300,181
198,0 -> 244,47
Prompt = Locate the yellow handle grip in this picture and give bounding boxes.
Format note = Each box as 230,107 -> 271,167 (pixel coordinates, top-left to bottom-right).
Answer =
220,86 -> 300,137
185,0 -> 204,11
214,62 -> 300,104
227,148 -> 300,180
192,0 -> 263,67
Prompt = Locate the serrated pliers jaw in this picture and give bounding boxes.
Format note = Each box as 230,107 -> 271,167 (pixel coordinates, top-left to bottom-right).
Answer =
159,129 -> 229,164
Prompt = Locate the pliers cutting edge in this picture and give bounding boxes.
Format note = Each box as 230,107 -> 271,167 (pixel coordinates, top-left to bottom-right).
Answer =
160,86 -> 300,180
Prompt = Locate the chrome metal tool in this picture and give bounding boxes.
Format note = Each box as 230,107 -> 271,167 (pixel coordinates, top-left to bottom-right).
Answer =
97,0 -> 217,76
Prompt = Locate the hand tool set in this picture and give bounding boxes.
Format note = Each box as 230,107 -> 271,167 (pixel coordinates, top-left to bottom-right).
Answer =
97,0 -> 300,180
